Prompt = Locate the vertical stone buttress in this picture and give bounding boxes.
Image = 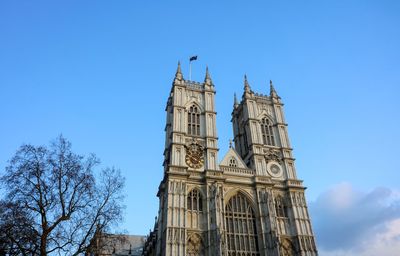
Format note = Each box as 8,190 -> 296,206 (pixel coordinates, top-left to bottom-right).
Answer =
156,63 -> 222,256
232,78 -> 318,256
152,68 -> 317,256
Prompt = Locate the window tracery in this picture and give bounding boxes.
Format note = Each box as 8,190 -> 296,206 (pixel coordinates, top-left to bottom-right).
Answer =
261,118 -> 275,146
225,193 -> 260,255
188,105 -> 200,136
187,189 -> 202,212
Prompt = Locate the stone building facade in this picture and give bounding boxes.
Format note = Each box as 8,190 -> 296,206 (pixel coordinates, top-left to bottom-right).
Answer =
143,63 -> 318,256
87,232 -> 145,256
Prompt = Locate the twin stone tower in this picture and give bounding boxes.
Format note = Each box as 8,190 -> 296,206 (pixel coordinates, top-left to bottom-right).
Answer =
142,63 -> 318,256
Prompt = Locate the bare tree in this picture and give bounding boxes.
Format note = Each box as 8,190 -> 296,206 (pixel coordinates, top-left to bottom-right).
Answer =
0,200 -> 40,255
0,136 -> 125,256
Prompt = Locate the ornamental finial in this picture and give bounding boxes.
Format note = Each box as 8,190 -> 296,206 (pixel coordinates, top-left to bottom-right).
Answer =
244,74 -> 251,92
234,93 -> 238,107
204,66 -> 212,85
270,80 -> 278,98
174,61 -> 183,82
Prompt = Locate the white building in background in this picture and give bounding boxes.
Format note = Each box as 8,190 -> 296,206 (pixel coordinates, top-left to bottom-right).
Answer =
142,63 -> 318,256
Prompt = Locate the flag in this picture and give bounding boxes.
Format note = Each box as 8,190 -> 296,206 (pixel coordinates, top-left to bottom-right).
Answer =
189,56 -> 198,61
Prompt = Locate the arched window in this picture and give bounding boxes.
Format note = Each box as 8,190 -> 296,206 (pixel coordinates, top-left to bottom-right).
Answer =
261,118 -> 275,146
187,189 -> 202,212
188,105 -> 200,136
228,157 -> 237,167
225,193 -> 260,255
275,196 -> 287,218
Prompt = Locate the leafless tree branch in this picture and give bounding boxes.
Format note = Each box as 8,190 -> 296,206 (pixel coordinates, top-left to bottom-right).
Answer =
0,135 -> 125,256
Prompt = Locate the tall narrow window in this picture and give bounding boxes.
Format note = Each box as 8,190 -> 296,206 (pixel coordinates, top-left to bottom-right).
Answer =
187,189 -> 202,212
275,196 -> 287,218
188,105 -> 200,136
225,193 -> 260,255
261,118 -> 275,146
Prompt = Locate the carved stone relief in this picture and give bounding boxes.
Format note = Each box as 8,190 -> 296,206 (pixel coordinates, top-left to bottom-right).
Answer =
280,238 -> 295,256
186,91 -> 202,106
186,233 -> 204,256
264,148 -> 282,163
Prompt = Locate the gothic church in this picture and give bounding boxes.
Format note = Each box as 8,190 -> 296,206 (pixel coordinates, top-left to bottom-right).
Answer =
142,63 -> 318,256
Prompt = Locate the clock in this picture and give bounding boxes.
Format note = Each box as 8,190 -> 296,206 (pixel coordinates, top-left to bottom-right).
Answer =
185,141 -> 204,169
267,161 -> 283,178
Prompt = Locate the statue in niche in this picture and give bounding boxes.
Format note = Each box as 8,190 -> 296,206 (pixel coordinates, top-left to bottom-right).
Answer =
186,233 -> 204,256
280,239 -> 295,256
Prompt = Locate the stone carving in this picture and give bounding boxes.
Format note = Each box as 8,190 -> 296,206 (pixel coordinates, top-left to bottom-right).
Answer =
264,148 -> 282,163
210,182 -> 218,199
280,238 -> 295,256
147,66 -> 318,256
186,233 -> 203,256
267,191 -> 277,230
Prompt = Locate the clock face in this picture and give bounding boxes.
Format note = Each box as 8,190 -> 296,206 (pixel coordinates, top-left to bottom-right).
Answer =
267,161 -> 283,178
185,154 -> 204,168
270,164 -> 281,175
185,141 -> 204,169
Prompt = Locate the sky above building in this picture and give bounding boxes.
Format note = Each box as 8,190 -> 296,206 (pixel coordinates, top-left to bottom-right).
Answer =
1,1 -> 399,255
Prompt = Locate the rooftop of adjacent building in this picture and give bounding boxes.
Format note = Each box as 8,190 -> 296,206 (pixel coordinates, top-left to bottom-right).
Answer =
89,234 -> 146,256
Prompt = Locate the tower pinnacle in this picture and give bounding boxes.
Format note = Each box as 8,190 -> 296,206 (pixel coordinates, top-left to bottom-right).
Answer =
270,80 -> 278,98
244,74 -> 251,93
174,61 -> 183,83
234,93 -> 239,108
144,66 -> 318,256
204,66 -> 212,85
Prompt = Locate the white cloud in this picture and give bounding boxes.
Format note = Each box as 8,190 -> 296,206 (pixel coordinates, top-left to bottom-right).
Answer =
309,182 -> 400,256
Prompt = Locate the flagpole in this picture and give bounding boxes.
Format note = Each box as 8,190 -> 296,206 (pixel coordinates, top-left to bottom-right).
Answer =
189,61 -> 192,81
189,56 -> 197,81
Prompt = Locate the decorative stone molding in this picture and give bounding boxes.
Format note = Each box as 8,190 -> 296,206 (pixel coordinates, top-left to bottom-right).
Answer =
186,232 -> 204,255
263,148 -> 282,163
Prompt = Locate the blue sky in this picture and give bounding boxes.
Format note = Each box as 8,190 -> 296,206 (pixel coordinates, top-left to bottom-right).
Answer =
1,1 -> 399,255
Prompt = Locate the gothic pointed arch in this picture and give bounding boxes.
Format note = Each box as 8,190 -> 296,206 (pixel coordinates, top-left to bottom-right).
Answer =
184,100 -> 205,112
224,192 -> 260,255
260,116 -> 275,146
187,188 -> 203,212
187,103 -> 201,136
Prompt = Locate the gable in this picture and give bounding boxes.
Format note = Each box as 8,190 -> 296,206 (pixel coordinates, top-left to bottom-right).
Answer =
219,147 -> 247,168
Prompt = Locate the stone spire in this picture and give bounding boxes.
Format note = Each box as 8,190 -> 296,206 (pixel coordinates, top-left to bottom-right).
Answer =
244,74 -> 251,93
243,74 -> 253,99
270,80 -> 278,98
234,93 -> 239,108
174,61 -> 183,83
204,66 -> 213,85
